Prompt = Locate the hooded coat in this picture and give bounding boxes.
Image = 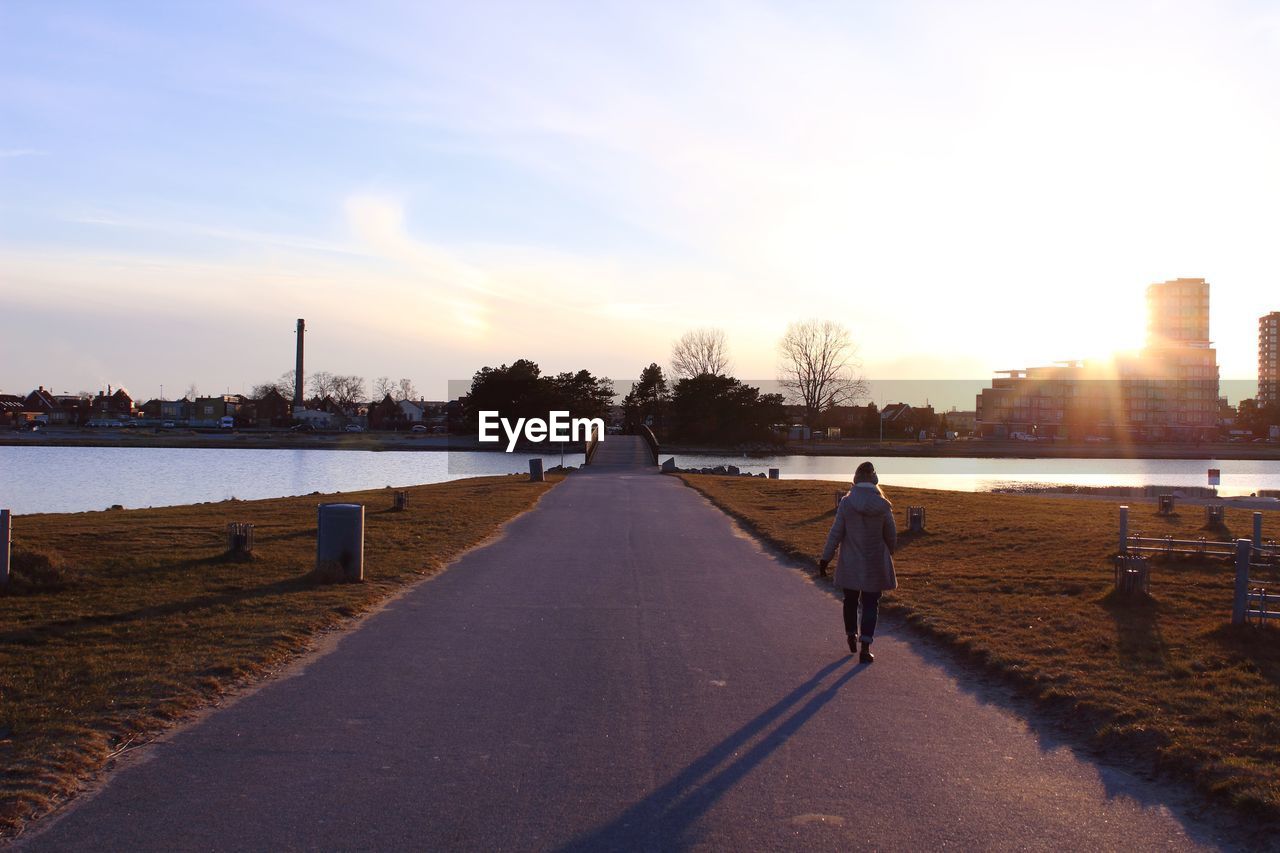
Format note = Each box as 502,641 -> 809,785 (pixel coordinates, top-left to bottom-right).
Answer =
821,483 -> 898,592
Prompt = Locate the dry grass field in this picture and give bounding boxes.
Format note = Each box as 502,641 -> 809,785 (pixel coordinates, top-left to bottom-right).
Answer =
0,475 -> 557,836
678,474 -> 1280,821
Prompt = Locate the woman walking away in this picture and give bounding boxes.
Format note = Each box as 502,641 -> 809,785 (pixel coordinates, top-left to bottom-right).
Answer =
818,461 -> 897,663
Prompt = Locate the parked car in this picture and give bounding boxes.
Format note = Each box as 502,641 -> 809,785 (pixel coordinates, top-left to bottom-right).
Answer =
290,422 -> 315,433
345,424 -> 364,433
411,424 -> 428,433
162,421 -> 175,429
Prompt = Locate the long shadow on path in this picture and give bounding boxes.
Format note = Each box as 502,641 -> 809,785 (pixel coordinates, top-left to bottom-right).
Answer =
560,658 -> 864,852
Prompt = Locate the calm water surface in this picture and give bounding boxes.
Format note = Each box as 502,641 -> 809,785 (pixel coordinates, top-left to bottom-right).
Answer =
2,446 -> 1279,515
674,452 -> 1280,495
0,446 -> 584,515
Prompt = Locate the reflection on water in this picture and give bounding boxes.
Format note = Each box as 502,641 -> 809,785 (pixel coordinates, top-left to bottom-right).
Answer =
2,446 -> 1278,515
671,453 -> 1280,496
0,447 -> 584,515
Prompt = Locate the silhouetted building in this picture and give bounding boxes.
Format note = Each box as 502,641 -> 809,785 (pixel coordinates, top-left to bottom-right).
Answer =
253,388 -> 292,427
1260,312 -> 1280,406
976,279 -> 1219,441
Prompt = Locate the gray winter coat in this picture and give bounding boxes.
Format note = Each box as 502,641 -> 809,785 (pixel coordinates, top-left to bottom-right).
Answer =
821,484 -> 898,592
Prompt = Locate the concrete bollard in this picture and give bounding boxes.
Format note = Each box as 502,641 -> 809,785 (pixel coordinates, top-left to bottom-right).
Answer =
1119,505 -> 1129,555
317,503 -> 364,582
529,458 -> 545,482
1232,539 -> 1252,625
907,506 -> 926,533
393,491 -> 409,511
768,468 -> 780,480
1,509 -> 9,588
1255,512 -> 1264,549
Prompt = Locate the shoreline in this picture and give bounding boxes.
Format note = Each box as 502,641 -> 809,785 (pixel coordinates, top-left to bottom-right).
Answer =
664,439 -> 1280,461
5,430 -> 1280,460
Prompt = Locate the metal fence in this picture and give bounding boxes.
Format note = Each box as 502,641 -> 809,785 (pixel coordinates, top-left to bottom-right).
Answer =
1114,506 -> 1277,626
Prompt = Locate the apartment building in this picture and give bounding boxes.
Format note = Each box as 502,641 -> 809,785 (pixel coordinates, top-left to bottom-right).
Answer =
976,279 -> 1219,441
1260,312 -> 1280,406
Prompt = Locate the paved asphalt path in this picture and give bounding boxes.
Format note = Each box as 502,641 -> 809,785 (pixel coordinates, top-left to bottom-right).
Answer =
21,438 -> 1233,851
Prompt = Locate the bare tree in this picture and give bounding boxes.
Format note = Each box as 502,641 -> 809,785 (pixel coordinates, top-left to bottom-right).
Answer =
308,371 -> 336,400
252,370 -> 295,400
329,375 -> 366,409
183,383 -> 199,401
671,328 -> 731,379
777,320 -> 867,426
373,377 -> 418,401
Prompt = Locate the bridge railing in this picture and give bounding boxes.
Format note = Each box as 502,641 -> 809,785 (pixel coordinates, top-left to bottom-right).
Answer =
639,425 -> 659,465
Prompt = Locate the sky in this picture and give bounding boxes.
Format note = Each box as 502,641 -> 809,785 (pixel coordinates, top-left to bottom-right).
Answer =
2,1 -> 1279,408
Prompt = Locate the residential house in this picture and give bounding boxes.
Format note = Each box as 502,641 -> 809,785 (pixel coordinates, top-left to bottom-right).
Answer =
397,399 -> 427,424
53,393 -> 92,425
881,402 -> 937,438
87,386 -> 134,423
369,394 -> 407,430
252,388 -> 292,427
192,395 -> 243,427
24,387 -> 65,424
140,398 -> 193,422
0,394 -> 28,428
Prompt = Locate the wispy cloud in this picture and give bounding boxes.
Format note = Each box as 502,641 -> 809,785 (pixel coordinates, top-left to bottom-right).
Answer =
0,148 -> 44,158
66,212 -> 369,258
3,1 -> 1277,393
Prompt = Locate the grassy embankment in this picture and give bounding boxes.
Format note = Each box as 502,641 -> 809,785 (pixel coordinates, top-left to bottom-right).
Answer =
0,475 -> 558,836
678,474 -> 1280,820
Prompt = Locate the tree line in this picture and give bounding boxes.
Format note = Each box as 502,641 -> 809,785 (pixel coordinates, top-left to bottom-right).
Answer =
458,319 -> 866,446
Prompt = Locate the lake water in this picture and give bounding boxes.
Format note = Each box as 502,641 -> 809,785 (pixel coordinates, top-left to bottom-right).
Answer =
673,453 -> 1280,496
2,446 -> 1279,515
0,446 -> 584,515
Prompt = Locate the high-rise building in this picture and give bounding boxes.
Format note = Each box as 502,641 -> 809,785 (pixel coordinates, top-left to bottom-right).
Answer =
1146,277 -> 1210,348
1261,312 -> 1280,406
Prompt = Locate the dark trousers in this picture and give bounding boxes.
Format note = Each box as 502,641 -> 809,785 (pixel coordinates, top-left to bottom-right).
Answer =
842,589 -> 881,643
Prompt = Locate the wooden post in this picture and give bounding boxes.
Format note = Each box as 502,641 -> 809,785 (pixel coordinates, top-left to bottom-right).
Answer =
1119,506 -> 1129,555
1232,539 -> 1252,626
1255,512 -> 1264,549
768,468 -> 780,480
529,459 -> 544,482
0,509 -> 10,588
393,491 -> 408,511
834,490 -> 843,510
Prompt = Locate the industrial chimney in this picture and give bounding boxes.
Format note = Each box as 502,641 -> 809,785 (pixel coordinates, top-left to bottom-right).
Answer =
294,319 -> 306,407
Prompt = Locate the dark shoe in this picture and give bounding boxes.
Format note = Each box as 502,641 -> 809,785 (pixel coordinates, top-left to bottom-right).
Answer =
846,634 -> 858,655
859,643 -> 874,664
